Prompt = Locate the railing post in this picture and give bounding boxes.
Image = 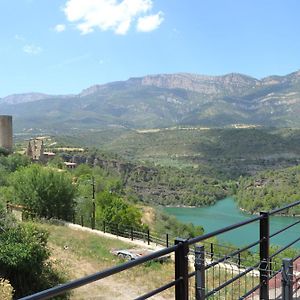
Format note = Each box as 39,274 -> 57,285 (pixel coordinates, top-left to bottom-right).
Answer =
131,227 -> 133,240
166,233 -> 169,248
282,258 -> 293,300
147,229 -> 150,245
195,245 -> 205,300
81,215 -> 84,227
210,243 -> 214,261
175,238 -> 189,300
259,211 -> 270,300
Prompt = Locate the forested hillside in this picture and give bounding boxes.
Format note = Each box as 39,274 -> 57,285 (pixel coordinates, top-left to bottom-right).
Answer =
236,165 -> 300,215
2,70 -> 300,131
48,127 -> 300,180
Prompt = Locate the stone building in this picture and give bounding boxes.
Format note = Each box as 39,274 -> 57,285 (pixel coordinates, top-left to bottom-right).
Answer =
26,139 -> 45,161
0,115 -> 13,153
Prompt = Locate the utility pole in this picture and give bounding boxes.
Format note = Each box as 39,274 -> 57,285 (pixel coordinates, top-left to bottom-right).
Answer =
92,176 -> 96,229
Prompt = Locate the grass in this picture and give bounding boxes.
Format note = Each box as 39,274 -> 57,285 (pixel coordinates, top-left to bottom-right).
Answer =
36,222 -> 260,299
37,222 -> 175,299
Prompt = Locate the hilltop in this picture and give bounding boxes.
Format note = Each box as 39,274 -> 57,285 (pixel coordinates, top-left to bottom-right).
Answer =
1,70 -> 300,132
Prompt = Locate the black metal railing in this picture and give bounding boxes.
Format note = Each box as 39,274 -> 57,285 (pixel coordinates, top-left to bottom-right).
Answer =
73,212 -> 236,255
19,200 -> 300,300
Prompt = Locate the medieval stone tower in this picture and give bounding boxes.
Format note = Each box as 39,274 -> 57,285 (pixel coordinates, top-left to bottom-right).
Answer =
0,115 -> 13,153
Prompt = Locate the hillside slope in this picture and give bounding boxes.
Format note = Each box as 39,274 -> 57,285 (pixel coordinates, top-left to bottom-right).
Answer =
39,222 -> 173,300
1,70 -> 300,131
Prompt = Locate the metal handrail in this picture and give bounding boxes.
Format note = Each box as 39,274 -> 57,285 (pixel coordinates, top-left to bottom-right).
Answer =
269,199 -> 300,215
19,199 -> 300,300
19,245 -> 178,300
270,218 -> 300,238
188,214 -> 264,245
205,261 -> 261,298
134,278 -> 181,300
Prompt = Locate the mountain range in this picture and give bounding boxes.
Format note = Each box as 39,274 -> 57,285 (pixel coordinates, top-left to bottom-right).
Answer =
1,70 -> 300,132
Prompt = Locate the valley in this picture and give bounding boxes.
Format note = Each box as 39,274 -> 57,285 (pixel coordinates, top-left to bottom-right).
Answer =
2,71 -> 300,299
2,2 -> 299,297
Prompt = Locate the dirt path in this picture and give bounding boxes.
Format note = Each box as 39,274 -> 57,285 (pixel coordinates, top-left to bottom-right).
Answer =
50,244 -> 170,300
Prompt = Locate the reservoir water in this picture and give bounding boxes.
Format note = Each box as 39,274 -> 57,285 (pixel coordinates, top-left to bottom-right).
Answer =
164,197 -> 300,248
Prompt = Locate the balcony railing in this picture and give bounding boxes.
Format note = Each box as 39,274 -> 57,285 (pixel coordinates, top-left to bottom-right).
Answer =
19,200 -> 300,300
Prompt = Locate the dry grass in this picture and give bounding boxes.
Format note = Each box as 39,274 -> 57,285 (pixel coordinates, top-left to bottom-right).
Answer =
38,222 -> 174,299
0,278 -> 14,300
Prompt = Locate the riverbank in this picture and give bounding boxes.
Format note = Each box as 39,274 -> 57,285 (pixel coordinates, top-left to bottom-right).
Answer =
238,205 -> 300,217
164,197 -> 300,247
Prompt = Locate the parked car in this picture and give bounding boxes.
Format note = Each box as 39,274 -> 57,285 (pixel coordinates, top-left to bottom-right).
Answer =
111,248 -> 170,263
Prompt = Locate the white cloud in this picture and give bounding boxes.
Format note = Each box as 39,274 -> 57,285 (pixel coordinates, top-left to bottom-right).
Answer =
54,24 -> 66,32
136,11 -> 163,32
14,34 -> 26,42
23,44 -> 42,55
63,0 -> 163,35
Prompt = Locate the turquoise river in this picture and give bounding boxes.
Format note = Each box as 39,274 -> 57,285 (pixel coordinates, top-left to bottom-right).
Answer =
164,197 -> 300,248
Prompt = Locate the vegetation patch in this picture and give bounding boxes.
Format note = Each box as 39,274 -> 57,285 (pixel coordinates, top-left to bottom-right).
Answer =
38,222 -> 174,299
236,165 -> 300,214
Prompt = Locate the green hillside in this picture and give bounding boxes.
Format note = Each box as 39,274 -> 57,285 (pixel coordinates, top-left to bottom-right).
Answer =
67,127 -> 300,180
236,165 -> 300,215
2,71 -> 300,132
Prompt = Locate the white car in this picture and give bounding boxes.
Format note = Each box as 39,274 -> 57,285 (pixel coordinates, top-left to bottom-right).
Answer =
111,248 -> 170,262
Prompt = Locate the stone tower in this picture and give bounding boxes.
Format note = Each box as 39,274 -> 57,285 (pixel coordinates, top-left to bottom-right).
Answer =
0,115 -> 13,153
26,139 -> 45,161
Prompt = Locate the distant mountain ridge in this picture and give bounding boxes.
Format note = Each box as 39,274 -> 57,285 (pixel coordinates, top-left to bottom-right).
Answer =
1,70 -> 300,131
0,92 -> 74,105
79,72 -> 260,99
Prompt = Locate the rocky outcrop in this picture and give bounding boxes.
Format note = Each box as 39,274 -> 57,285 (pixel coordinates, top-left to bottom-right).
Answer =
2,69 -> 300,130
135,73 -> 259,96
93,158 -> 135,174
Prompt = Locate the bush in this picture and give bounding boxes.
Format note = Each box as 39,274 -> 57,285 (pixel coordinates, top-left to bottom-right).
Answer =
0,221 -> 49,297
0,215 -> 68,299
10,164 -> 76,221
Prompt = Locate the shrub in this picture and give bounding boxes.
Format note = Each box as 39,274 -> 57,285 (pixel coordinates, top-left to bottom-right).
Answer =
10,164 -> 76,221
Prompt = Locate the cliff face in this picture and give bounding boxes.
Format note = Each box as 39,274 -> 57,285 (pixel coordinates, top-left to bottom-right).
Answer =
133,73 -> 259,97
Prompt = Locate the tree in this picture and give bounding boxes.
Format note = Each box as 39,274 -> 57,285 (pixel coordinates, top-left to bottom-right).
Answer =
96,190 -> 142,229
10,165 -> 76,221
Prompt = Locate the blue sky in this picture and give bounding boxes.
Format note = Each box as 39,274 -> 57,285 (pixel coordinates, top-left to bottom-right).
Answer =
0,0 -> 300,97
